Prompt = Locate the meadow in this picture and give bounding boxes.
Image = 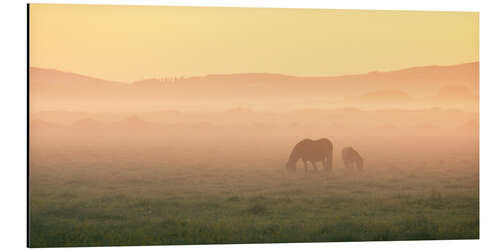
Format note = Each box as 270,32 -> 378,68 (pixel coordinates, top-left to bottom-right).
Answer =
28,6 -> 479,247
28,133 -> 479,247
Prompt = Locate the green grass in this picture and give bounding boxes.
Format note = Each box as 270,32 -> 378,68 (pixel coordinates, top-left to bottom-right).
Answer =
28,144 -> 479,247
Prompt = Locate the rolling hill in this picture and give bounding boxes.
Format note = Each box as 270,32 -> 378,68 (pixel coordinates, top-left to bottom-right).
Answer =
29,62 -> 479,112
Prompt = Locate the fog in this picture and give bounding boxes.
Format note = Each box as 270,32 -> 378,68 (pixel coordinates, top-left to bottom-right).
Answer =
28,63 -> 479,246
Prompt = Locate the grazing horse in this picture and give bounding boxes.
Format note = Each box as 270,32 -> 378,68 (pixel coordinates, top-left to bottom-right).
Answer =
342,147 -> 363,170
286,138 -> 333,173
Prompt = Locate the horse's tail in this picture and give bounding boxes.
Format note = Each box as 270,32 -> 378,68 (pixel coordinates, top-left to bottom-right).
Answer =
357,155 -> 364,170
326,144 -> 333,171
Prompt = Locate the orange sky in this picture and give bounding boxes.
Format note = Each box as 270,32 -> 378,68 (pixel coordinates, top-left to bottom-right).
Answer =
29,4 -> 478,82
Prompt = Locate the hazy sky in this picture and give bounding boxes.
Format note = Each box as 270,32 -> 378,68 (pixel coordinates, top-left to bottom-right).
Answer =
29,4 -> 478,82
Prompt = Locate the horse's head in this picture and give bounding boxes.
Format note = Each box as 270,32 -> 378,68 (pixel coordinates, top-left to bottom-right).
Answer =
286,160 -> 297,173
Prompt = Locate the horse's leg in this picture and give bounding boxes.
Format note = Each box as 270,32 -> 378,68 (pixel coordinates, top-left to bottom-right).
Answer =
356,161 -> 362,171
303,160 -> 308,173
313,162 -> 318,172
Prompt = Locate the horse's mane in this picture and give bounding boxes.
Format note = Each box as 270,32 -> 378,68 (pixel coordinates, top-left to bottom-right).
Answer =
288,138 -> 312,161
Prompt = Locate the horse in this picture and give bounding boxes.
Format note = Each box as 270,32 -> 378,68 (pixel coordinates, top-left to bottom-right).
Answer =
286,138 -> 333,173
342,147 -> 363,170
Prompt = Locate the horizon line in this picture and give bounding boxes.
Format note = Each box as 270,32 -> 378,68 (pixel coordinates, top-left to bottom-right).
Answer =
29,61 -> 479,84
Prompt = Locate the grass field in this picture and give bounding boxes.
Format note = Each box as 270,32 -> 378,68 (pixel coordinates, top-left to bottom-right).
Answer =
28,135 -> 479,247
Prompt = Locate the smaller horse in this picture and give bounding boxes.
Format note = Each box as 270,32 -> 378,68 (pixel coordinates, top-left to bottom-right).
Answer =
286,138 -> 333,173
342,147 -> 363,170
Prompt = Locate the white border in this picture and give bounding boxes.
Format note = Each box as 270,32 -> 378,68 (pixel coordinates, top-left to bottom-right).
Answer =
1,1 -> 499,250
24,0 -> 482,11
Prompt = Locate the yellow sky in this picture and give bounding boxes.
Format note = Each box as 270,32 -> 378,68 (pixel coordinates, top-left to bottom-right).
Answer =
29,4 -> 478,82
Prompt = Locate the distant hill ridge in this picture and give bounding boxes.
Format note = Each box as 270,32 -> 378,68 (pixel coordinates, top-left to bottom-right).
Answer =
30,62 -> 478,88
29,62 -> 479,112
30,67 -> 124,86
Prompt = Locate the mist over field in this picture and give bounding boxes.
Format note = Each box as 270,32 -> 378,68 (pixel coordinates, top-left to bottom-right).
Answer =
29,63 -> 479,247
30,62 -> 478,112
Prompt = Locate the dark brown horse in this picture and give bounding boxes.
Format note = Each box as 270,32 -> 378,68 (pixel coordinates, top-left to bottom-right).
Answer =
286,138 -> 333,173
342,147 -> 363,170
